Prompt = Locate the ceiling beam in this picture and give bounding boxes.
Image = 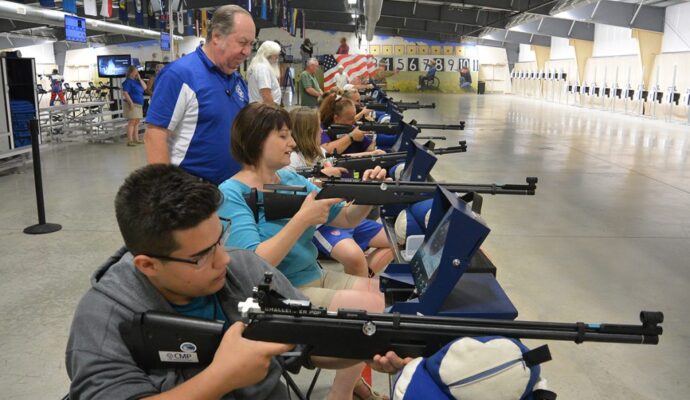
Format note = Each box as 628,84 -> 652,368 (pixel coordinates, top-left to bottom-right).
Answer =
550,0 -> 664,32
480,28 -> 551,46
377,16 -> 477,36
509,16 -> 594,41
306,21 -> 357,33
0,19 -> 42,33
375,26 -> 469,43
380,1 -> 508,28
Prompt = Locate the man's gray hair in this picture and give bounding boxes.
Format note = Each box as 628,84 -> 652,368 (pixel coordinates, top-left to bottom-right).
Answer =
206,5 -> 252,43
307,57 -> 319,66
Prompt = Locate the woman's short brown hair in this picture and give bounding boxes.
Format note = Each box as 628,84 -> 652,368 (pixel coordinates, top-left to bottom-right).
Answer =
231,103 -> 291,167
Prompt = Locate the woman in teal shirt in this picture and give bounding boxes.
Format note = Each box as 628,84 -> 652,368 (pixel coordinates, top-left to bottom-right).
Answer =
218,102 -> 388,400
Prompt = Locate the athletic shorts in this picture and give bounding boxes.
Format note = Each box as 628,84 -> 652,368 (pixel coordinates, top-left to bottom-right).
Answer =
298,269 -> 358,308
312,219 -> 383,256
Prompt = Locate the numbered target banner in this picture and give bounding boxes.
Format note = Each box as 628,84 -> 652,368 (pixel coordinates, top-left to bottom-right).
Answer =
371,55 -> 480,94
317,54 -> 480,94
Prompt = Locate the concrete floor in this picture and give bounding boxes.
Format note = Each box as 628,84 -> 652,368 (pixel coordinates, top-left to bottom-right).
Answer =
0,94 -> 688,399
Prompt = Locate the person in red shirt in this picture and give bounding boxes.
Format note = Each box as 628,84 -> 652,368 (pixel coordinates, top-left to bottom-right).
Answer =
336,37 -> 349,54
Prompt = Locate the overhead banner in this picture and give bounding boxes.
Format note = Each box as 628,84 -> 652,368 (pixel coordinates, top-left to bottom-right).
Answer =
84,0 -> 98,16
118,0 -> 128,22
63,0 -> 77,14
100,0 -> 112,18
177,11 -> 184,34
134,0 -> 144,26
186,9 -> 194,36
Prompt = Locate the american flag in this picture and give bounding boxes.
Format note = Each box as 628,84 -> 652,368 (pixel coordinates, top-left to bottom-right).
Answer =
319,54 -> 377,91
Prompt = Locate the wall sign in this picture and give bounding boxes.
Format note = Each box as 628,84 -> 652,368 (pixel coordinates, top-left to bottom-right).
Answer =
373,56 -> 479,72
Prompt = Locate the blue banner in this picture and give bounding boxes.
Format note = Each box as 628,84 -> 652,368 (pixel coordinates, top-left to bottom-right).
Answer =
186,9 -> 195,36
135,0 -> 144,25
118,0 -> 128,22
63,0 -> 77,13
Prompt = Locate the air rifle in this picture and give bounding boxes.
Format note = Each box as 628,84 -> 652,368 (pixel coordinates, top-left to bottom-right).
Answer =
326,119 -> 465,139
121,272 -> 663,369
243,177 -> 537,221
365,101 -> 436,111
305,141 -> 467,176
240,273 -> 663,358
327,122 -> 399,138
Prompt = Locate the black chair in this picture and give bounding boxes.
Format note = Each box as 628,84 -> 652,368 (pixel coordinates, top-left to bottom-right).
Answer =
36,84 -> 48,103
63,82 -> 78,103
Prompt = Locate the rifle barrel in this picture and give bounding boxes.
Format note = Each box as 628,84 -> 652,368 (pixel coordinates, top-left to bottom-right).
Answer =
414,123 -> 465,130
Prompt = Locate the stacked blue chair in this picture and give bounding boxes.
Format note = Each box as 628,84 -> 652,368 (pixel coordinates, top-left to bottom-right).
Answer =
10,100 -> 36,148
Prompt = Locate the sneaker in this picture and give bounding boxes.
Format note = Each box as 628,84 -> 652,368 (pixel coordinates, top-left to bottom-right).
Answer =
136,139 -> 144,144
127,141 -> 137,147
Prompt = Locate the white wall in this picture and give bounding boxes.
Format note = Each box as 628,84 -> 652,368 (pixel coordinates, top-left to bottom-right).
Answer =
518,43 -> 536,62
256,28 -> 505,63
550,37 -> 575,60
662,1 -> 690,53
63,39 -> 172,84
258,27 -> 359,57
19,43 -> 56,65
14,42 -> 57,78
179,36 -> 203,56
592,24 -> 639,57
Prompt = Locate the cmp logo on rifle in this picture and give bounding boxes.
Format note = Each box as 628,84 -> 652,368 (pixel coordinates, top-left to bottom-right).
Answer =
158,350 -> 199,363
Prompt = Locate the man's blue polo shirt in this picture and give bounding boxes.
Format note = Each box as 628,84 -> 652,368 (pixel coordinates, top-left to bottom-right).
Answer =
147,45 -> 248,185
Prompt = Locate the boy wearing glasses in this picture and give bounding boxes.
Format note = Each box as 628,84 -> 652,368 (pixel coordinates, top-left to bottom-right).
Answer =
65,164 -> 406,400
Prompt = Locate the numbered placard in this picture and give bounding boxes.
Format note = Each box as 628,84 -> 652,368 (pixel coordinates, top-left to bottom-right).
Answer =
407,58 -> 419,72
458,58 -> 470,70
395,58 -> 406,71
433,58 -> 445,71
379,57 -> 394,71
446,58 -> 457,72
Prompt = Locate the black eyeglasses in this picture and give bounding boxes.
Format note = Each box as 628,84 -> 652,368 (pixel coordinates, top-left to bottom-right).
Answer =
144,217 -> 232,269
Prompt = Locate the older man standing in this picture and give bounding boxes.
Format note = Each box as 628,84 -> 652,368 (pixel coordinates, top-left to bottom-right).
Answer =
299,57 -> 323,107
144,5 -> 255,185
247,40 -> 282,105
334,65 -> 349,90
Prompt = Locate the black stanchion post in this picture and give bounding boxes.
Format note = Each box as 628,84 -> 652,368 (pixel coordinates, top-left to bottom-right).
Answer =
23,118 -> 61,235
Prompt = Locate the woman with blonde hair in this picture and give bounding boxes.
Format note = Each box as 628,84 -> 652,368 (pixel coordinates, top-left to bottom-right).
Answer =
287,107 -> 394,278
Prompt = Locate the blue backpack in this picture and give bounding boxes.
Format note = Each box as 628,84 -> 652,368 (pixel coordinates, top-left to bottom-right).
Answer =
393,336 -> 556,400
